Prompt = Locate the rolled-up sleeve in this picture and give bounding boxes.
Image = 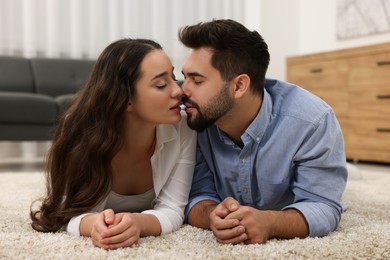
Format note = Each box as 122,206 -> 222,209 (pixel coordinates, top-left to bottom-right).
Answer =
285,110 -> 348,237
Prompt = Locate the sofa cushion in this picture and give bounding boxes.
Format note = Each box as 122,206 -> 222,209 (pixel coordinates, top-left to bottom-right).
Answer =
30,58 -> 95,97
0,56 -> 35,93
0,124 -> 55,141
0,92 -> 57,124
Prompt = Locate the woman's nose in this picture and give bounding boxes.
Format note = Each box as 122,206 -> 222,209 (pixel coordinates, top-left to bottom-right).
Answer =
172,81 -> 183,97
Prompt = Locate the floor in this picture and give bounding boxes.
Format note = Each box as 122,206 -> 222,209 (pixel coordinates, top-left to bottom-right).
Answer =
0,141 -> 48,173
1,141 -> 390,175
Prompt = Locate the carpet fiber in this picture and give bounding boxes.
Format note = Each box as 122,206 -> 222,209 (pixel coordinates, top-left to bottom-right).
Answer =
1,166 -> 389,259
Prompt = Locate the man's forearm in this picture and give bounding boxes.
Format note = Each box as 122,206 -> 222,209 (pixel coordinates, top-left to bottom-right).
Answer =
270,209 -> 309,239
188,200 -> 218,229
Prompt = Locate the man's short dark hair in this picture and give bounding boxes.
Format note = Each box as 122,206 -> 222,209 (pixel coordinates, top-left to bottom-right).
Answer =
178,19 -> 270,96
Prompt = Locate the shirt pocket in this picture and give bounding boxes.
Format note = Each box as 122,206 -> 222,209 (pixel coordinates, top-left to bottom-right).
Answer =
258,177 -> 293,209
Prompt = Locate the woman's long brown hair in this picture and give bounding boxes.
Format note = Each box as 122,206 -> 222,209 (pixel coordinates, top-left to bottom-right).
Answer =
30,39 -> 162,232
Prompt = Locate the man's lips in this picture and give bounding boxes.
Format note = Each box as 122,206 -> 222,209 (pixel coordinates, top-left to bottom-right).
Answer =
184,105 -> 195,113
183,102 -> 194,109
180,97 -> 197,111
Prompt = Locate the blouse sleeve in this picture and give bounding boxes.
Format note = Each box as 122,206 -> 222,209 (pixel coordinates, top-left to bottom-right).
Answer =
66,197 -> 107,236
143,118 -> 197,234
66,213 -> 93,236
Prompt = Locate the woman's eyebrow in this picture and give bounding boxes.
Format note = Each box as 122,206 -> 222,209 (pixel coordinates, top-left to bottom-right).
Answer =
181,71 -> 207,78
152,66 -> 174,81
151,71 -> 169,81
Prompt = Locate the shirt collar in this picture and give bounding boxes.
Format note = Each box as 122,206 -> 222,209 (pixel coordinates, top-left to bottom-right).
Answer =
214,80 -> 274,146
155,123 -> 177,151
243,80 -> 273,145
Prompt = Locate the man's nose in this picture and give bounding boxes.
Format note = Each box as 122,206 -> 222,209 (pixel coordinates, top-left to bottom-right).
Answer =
179,80 -> 190,96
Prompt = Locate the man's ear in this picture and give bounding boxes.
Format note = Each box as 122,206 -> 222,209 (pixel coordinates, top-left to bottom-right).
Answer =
233,74 -> 250,99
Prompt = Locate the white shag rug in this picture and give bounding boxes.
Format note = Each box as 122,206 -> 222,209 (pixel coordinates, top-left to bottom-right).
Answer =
1,166 -> 389,260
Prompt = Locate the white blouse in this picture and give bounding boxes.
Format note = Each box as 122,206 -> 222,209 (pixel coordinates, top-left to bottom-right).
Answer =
66,114 -> 197,236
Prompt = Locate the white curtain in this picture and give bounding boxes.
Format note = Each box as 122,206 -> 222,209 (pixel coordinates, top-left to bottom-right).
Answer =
0,0 -> 261,76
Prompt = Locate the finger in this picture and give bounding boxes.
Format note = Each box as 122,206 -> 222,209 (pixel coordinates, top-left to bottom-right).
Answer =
102,216 -> 133,239
91,232 -> 113,249
101,229 -> 131,245
91,232 -> 102,246
103,209 -> 115,226
211,215 -> 240,230
223,197 -> 240,212
100,232 -> 139,248
91,214 -> 109,239
215,197 -> 240,218
91,235 -> 104,248
228,203 -> 239,212
224,208 -> 243,221
103,235 -> 139,250
215,231 -> 248,245
213,203 -> 230,218
92,236 -> 133,250
212,224 -> 246,241
101,225 -> 139,245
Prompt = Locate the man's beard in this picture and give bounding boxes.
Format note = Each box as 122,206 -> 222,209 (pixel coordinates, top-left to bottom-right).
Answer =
182,83 -> 233,132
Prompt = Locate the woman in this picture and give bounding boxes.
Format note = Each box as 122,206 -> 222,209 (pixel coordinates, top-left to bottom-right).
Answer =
30,38 -> 196,250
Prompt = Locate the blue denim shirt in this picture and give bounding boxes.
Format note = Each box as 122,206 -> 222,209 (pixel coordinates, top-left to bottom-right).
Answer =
185,78 -> 348,237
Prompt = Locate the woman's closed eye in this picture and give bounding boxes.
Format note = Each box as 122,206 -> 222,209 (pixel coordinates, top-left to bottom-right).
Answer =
156,84 -> 167,89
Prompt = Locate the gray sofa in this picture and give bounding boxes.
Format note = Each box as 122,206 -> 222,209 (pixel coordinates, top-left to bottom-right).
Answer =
0,56 -> 95,141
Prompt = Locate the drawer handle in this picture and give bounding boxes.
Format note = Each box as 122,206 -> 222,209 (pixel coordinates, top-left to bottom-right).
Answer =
376,128 -> 390,133
310,68 -> 323,73
377,95 -> 390,99
377,61 -> 390,66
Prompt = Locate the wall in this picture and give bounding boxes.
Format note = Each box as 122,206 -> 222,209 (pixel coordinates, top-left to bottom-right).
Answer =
0,0 -> 262,79
259,0 -> 301,80
298,0 -> 390,54
261,0 -> 390,80
1,0 -> 389,81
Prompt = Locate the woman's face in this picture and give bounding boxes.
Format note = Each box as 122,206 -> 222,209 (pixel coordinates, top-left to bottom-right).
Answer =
129,50 -> 183,125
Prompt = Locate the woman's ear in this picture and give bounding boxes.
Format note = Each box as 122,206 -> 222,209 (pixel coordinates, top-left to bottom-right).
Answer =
126,102 -> 133,112
233,74 -> 250,99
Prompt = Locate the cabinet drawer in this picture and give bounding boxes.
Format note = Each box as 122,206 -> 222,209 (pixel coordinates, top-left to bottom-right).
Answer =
306,88 -> 348,117
349,52 -> 390,87
287,60 -> 348,89
345,119 -> 390,156
346,148 -> 390,163
349,86 -> 390,120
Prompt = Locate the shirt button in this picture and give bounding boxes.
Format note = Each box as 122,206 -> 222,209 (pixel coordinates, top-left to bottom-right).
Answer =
241,158 -> 246,163
243,188 -> 248,193
256,137 -> 260,143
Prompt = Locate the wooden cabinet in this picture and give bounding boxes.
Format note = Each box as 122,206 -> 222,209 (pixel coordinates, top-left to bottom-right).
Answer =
286,43 -> 390,163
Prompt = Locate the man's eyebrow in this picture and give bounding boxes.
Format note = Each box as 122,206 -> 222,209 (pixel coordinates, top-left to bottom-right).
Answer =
181,71 -> 207,78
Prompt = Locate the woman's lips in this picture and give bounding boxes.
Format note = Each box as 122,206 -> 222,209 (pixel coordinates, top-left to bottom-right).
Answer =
170,103 -> 182,113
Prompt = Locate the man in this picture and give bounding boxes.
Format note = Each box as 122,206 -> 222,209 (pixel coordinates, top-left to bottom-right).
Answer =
179,19 -> 347,245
